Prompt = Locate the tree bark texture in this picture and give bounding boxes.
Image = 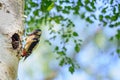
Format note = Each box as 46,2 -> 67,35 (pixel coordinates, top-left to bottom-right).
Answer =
0,0 -> 23,80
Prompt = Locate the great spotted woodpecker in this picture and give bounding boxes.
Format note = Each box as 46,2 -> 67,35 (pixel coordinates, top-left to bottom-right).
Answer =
21,29 -> 42,60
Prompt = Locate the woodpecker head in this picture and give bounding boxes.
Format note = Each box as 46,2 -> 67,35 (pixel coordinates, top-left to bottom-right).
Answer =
28,29 -> 42,36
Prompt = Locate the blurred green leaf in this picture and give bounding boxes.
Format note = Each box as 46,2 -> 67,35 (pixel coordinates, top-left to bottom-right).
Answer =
73,5 -> 79,15
85,6 -> 93,12
116,29 -> 120,34
55,46 -> 59,51
66,57 -> 73,64
115,30 -> 120,40
75,44 -> 80,53
86,17 -> 93,23
65,6 -> 71,10
33,9 -> 39,16
103,21 -> 107,26
90,1 -> 96,10
114,22 -> 120,26
56,5 -> 62,12
69,66 -> 74,74
80,13 -> 85,19
101,6 -> 108,13
105,15 -> 111,20
110,0 -> 113,4
57,51 -> 66,56
73,32 -> 79,36
41,1 -> 53,12
109,24 -> 114,28
62,34 -> 67,38
65,38 -> 69,42
113,7 -> 116,14
30,2 -> 38,7
62,9 -> 69,14
99,15 -> 103,21
111,15 -> 118,21
47,2 -> 54,11
84,0 -> 90,5
59,58 -> 65,66
117,49 -> 120,53
119,4 -> 120,12
77,0 -> 83,6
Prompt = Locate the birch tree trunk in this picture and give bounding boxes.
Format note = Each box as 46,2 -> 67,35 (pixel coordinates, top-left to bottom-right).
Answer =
0,0 -> 23,80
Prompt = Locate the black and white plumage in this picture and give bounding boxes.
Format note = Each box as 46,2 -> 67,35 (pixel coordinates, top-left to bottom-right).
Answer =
22,29 -> 42,60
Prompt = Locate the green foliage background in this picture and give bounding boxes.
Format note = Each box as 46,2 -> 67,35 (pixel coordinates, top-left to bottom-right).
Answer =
24,0 -> 120,73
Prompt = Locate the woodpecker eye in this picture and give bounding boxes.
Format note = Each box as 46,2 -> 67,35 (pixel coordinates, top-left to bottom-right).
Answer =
11,33 -> 20,49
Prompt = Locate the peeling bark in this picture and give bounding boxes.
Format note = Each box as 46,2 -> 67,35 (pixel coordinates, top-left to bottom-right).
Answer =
0,0 -> 23,80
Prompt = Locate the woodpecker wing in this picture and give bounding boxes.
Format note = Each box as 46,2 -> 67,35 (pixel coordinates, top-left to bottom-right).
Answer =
24,35 -> 36,52
24,37 -> 40,60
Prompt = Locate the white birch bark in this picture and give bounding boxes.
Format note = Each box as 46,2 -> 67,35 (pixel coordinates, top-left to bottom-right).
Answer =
0,0 -> 23,80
